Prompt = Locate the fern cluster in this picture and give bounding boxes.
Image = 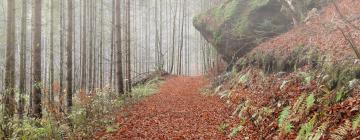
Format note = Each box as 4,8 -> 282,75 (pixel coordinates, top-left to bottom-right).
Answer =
335,87 -> 349,103
352,113 -> 360,131
331,120 -> 352,140
306,94 -> 315,111
278,106 -> 294,134
228,125 -> 243,138
313,122 -> 329,140
10,118 -> 63,140
296,115 -> 316,140
293,95 -> 306,114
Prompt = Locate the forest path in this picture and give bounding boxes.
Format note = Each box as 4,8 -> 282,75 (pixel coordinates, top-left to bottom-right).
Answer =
99,76 -> 237,139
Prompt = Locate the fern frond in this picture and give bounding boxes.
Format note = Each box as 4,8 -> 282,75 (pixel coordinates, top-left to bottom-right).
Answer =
293,94 -> 306,114
279,106 -> 291,125
296,114 -> 317,140
284,122 -> 294,134
331,120 -> 351,140
297,102 -> 307,119
279,106 -> 293,134
306,94 -> 315,111
228,125 -> 243,138
352,113 -> 360,130
310,121 -> 329,140
330,134 -> 345,140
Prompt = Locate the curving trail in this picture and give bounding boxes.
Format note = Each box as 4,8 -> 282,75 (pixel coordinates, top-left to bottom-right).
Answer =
100,76 -> 237,140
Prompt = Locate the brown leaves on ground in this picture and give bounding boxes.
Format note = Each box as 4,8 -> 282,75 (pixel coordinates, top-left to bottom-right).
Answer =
98,76 -> 238,140
253,0 -> 360,61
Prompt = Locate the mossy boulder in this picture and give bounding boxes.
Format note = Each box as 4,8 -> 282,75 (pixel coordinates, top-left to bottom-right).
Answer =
193,0 -> 328,65
194,0 -> 293,64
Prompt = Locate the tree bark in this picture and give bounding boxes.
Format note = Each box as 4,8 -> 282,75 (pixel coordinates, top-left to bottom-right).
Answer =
88,0 -> 94,92
177,0 -> 186,75
67,0 -> 74,114
31,0 -> 43,119
18,0 -> 28,120
116,0 -> 124,95
4,0 -> 16,136
126,0 -> 132,93
109,0 -> 115,88
100,0 -> 104,89
170,0 -> 178,74
81,0 -> 87,92
92,0 -> 97,90
59,0 -> 65,113
49,0 -> 55,103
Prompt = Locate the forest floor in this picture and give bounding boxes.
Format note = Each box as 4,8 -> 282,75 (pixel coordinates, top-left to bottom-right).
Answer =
97,76 -> 238,139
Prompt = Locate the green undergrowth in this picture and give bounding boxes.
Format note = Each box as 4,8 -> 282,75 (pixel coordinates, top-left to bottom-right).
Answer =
130,77 -> 162,100
210,46 -> 360,138
235,46 -> 360,93
211,0 -> 240,23
0,77 -> 163,140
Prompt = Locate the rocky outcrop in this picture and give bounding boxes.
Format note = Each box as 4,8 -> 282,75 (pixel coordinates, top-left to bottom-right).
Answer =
193,0 -> 329,65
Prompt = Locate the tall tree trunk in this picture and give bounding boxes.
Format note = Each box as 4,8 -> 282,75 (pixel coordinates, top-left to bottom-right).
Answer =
72,4 -> 77,92
145,0 -> 150,73
81,0 -> 87,92
29,26 -> 33,115
177,0 -> 185,75
79,0 -> 82,92
18,0 -> 28,120
88,0 -> 94,92
126,0 -> 131,93
49,0 -> 55,103
4,0 -> 16,136
100,0 -> 104,89
59,0 -> 65,113
181,0 -> 186,75
116,0 -> 124,95
109,0 -> 115,88
166,0 -> 169,72
159,0 -> 164,70
32,0 -> 43,119
170,0 -> 178,74
154,0 -> 159,69
92,0 -> 97,90
186,5 -> 190,75
67,0 -> 74,114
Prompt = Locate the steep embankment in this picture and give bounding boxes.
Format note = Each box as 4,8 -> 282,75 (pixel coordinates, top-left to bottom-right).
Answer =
196,0 -> 360,139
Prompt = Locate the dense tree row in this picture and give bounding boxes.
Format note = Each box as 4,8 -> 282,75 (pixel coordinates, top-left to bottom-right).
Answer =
0,0 -> 220,136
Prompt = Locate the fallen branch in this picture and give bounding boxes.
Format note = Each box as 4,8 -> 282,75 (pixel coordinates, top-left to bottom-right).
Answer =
131,70 -> 169,86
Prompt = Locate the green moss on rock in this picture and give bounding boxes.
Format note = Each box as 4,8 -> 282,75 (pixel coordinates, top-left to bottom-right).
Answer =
194,0 -> 293,63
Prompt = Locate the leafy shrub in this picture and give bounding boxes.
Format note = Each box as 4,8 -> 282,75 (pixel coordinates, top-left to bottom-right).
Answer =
0,77 -> 162,140
131,78 -> 160,99
11,118 -> 63,140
